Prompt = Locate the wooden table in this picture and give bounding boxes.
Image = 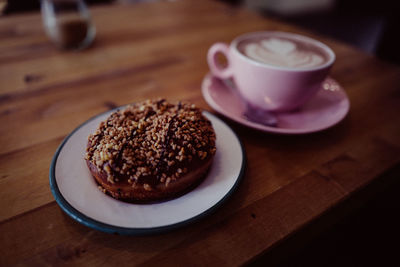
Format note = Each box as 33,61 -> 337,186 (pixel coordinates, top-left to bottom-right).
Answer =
1,0 -> 400,265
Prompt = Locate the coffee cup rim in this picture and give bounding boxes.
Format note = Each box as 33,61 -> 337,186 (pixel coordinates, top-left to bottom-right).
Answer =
231,31 -> 336,71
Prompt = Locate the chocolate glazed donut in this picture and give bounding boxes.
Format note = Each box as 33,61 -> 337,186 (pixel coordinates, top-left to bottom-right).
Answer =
85,99 -> 216,202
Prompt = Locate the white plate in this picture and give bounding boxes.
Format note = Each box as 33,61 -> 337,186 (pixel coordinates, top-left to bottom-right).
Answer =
49,109 -> 245,235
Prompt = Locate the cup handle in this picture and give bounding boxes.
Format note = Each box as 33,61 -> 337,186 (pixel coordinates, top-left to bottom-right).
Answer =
207,42 -> 233,79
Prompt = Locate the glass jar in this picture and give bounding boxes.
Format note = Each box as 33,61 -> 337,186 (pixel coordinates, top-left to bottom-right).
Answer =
41,0 -> 96,50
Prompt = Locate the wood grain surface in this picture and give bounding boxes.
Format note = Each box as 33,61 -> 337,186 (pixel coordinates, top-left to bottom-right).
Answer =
1,0 -> 400,265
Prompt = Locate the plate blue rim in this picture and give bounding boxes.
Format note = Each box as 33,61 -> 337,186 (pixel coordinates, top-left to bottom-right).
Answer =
49,109 -> 246,235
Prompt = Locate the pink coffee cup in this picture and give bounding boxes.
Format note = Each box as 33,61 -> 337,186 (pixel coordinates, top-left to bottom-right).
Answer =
207,31 -> 335,111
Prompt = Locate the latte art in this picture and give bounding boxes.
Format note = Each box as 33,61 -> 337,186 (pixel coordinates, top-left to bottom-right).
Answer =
239,37 -> 328,68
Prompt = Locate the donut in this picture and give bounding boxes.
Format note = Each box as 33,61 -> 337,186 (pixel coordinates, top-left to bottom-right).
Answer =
85,99 -> 216,202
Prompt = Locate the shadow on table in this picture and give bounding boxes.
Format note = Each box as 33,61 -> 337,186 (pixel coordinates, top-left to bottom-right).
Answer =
249,163 -> 400,267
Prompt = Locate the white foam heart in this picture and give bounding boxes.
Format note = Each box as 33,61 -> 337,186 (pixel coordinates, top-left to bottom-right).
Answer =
261,38 -> 296,55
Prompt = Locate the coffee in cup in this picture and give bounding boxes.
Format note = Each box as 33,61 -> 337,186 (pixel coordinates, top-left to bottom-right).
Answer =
238,36 -> 330,69
207,31 -> 335,111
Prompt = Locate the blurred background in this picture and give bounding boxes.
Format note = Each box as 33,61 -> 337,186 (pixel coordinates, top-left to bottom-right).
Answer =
233,0 -> 400,65
1,0 -> 400,65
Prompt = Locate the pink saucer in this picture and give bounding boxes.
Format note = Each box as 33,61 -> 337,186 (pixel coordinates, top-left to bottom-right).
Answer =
201,73 -> 350,134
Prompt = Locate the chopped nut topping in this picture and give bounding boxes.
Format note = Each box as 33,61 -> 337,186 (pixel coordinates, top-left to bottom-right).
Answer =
86,99 -> 216,186
143,184 -> 152,191
98,185 -> 106,194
